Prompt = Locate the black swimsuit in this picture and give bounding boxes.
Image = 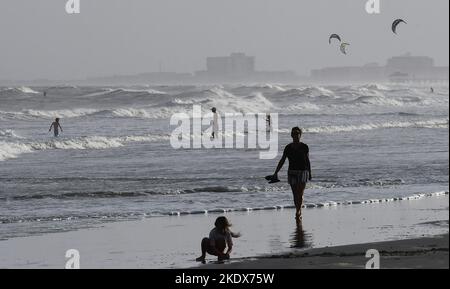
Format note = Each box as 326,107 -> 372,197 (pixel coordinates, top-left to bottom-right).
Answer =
284,143 -> 311,185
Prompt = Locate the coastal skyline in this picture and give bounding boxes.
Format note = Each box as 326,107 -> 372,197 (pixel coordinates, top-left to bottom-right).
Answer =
1,52 -> 448,85
0,0 -> 448,80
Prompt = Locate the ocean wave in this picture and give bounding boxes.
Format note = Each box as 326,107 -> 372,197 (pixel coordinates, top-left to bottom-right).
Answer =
0,178 -> 418,201
83,87 -> 166,98
234,84 -> 287,92
0,129 -> 21,139
0,86 -> 40,96
0,108 -> 99,120
0,142 -> 33,162
277,86 -> 335,98
356,84 -> 391,91
166,87 -> 274,114
1,84 -> 447,121
303,118 -> 449,134
0,134 -> 169,161
0,107 -> 170,120
1,191 -> 447,224
164,191 -> 450,216
352,95 -> 407,106
259,84 -> 287,92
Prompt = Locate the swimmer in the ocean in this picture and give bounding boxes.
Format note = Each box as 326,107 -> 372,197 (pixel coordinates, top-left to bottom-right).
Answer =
48,118 -> 63,137
266,113 -> 272,132
211,107 -> 219,139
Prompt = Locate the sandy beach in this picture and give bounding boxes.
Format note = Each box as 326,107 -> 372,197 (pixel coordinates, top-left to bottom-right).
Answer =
202,234 -> 449,269
0,193 -> 448,269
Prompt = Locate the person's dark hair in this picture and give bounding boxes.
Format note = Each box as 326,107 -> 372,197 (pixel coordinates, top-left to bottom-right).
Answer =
55,118 -> 60,122
215,216 -> 241,238
291,127 -> 302,137
215,216 -> 231,230
211,107 -> 217,113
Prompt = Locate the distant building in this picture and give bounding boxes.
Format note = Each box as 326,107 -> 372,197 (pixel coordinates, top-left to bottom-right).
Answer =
196,53 -> 297,83
311,63 -> 385,82
386,55 -> 434,74
385,54 -> 448,82
311,54 -> 449,83
206,53 -> 255,77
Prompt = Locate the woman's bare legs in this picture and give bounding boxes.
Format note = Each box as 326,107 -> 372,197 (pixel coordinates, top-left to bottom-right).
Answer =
291,183 -> 306,220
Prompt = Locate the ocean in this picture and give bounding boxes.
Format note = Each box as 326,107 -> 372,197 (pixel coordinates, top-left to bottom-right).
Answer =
0,83 -> 448,240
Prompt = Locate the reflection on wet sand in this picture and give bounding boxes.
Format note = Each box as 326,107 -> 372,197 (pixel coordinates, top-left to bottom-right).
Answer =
290,220 -> 310,249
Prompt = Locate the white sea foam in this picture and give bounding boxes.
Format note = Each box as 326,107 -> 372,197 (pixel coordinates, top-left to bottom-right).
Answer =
0,109 -> 100,120
0,87 -> 40,95
0,129 -> 21,139
305,119 -> 449,133
0,134 -> 170,161
279,86 -> 335,98
166,191 -> 449,216
83,88 -> 166,98
1,84 -> 448,120
0,142 -> 33,161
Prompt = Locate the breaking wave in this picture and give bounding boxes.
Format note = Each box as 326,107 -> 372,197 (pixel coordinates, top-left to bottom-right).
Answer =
0,87 -> 40,97
0,134 -> 169,161
304,118 -> 449,134
1,191 -> 447,224
1,84 -> 448,120
83,87 -> 167,98
0,129 -> 21,139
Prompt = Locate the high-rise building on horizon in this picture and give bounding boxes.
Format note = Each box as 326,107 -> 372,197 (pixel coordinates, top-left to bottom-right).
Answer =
311,54 -> 449,83
196,52 -> 297,83
206,53 -> 255,77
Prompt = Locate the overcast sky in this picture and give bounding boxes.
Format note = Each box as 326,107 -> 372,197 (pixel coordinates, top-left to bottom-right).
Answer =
0,0 -> 448,80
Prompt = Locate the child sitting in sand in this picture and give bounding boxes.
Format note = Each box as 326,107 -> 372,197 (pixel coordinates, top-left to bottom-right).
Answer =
196,216 -> 241,264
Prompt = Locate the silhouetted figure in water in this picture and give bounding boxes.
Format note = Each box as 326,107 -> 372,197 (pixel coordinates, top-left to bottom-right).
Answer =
196,216 -> 241,264
431,87 -> 435,94
266,113 -> 272,132
211,107 -> 219,139
271,127 -> 312,220
43,91 -> 47,97
49,118 -> 63,137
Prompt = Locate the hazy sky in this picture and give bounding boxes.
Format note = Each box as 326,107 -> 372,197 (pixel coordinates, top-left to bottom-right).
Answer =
0,0 -> 448,80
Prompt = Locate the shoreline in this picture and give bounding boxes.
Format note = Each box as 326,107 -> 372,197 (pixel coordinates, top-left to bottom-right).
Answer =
0,194 -> 448,269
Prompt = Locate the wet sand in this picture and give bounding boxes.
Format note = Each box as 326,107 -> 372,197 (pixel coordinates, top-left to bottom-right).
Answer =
202,234 -> 449,269
0,194 -> 448,269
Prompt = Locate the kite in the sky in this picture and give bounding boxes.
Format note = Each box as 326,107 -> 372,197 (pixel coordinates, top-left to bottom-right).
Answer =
329,34 -> 342,44
392,19 -> 407,34
340,43 -> 350,55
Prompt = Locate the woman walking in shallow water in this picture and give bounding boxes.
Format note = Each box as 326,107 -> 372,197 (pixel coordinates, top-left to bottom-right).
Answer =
271,127 -> 312,220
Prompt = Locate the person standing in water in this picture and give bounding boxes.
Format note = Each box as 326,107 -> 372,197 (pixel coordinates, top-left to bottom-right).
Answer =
211,107 -> 219,139
266,113 -> 272,132
271,127 -> 312,220
49,118 -> 63,137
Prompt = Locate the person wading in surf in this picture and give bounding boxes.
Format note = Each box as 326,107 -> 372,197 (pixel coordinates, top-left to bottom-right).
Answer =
271,127 -> 312,220
211,107 -> 219,139
49,118 -> 63,137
